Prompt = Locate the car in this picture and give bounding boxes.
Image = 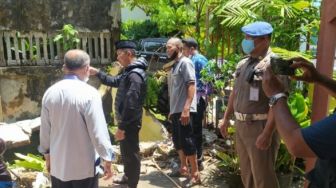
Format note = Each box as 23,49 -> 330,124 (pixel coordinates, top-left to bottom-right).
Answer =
136,38 -> 169,71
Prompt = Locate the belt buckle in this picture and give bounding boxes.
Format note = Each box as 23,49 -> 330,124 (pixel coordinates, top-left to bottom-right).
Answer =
245,114 -> 253,124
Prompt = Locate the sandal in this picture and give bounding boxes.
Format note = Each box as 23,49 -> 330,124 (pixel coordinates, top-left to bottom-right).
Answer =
168,167 -> 189,177
185,173 -> 201,187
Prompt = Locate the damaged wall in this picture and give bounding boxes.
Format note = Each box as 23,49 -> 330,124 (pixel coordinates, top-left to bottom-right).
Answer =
0,67 -> 61,122
0,0 -> 121,32
0,66 -> 103,123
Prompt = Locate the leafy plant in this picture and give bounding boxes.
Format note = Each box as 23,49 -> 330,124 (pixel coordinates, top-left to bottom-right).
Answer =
10,153 -> 45,172
214,0 -> 319,51
53,24 -> 80,51
200,54 -> 240,95
215,150 -> 240,175
121,20 -> 162,40
144,71 -> 168,112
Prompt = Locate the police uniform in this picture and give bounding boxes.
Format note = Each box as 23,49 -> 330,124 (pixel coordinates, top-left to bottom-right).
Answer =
232,22 -> 287,188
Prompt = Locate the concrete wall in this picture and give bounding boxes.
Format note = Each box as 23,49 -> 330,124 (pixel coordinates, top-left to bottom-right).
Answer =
0,66 -> 103,123
0,0 -> 120,31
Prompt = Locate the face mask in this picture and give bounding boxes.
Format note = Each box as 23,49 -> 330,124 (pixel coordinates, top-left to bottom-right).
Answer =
241,39 -> 255,54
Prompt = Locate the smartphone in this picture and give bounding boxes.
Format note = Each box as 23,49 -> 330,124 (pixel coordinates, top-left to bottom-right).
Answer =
270,56 -> 295,75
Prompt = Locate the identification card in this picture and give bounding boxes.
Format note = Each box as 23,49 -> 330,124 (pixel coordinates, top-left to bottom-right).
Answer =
249,87 -> 259,101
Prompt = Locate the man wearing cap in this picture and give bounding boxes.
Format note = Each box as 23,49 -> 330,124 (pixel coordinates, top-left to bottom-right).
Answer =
90,40 -> 147,188
39,49 -> 114,188
219,22 -> 288,188
182,37 -> 208,170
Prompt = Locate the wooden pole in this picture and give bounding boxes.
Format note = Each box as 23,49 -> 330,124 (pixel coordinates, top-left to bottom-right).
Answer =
306,0 -> 336,187
0,96 -> 3,122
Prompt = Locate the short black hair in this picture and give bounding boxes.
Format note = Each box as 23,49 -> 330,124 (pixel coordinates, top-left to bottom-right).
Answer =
182,37 -> 198,49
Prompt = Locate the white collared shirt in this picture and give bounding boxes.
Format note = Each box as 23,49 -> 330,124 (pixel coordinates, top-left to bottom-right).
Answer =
39,76 -> 114,181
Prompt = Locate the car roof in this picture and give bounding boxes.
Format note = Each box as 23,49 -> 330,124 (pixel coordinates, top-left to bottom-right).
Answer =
140,38 -> 168,42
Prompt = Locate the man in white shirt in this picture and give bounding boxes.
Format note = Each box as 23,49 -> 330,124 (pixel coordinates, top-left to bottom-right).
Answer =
39,49 -> 114,188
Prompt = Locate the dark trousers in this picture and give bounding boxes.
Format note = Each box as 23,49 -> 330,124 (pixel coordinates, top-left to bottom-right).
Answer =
51,175 -> 98,188
192,97 -> 206,163
171,113 -> 196,156
120,128 -> 141,188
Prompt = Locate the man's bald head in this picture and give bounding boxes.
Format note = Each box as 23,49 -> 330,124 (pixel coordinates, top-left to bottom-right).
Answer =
64,49 -> 90,71
167,37 -> 183,50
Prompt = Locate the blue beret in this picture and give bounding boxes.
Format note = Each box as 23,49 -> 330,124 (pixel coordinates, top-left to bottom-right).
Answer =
241,21 -> 273,37
115,40 -> 136,50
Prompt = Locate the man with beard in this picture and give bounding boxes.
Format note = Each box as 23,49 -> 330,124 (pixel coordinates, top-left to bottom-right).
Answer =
166,37 -> 200,186
90,40 -> 147,188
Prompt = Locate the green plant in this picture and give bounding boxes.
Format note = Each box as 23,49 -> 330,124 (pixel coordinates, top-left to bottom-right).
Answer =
200,54 -> 240,96
144,71 -> 167,111
53,24 -> 80,51
121,20 -> 161,40
10,153 -> 45,172
216,150 -> 240,175
214,0 -> 319,51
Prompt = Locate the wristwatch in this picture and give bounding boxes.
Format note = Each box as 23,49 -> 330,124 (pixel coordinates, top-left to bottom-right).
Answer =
269,93 -> 287,107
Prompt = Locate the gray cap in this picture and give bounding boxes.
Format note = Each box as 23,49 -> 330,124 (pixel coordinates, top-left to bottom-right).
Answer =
182,37 -> 198,48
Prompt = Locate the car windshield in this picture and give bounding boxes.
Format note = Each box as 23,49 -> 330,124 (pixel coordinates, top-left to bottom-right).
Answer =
144,41 -> 166,53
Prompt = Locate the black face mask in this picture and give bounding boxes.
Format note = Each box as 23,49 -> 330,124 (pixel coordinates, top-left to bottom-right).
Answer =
168,50 -> 178,61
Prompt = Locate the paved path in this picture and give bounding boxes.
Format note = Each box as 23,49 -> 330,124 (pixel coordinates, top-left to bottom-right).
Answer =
99,159 -> 230,188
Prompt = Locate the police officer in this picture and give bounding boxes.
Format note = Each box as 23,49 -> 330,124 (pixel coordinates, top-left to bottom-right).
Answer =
90,40 -> 148,188
219,22 -> 286,188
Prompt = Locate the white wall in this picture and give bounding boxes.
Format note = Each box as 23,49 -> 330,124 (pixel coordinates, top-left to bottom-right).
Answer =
121,0 -> 149,22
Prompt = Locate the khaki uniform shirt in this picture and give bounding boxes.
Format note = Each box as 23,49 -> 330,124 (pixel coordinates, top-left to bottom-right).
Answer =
233,49 -> 289,114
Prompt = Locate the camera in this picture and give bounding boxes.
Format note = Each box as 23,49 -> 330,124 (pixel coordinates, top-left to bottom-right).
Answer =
270,55 -> 295,75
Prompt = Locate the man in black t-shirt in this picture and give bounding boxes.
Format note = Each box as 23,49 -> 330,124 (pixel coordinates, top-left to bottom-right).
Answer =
262,58 -> 336,188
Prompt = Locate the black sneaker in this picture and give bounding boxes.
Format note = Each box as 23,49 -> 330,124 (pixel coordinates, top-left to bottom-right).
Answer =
113,175 -> 128,184
198,162 -> 204,171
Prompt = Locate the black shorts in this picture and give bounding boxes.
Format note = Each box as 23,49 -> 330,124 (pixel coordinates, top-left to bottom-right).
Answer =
171,113 -> 196,156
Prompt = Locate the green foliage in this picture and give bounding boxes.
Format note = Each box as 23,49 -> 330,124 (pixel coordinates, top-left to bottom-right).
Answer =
10,153 -> 45,172
121,20 -> 161,40
214,0 -> 319,51
16,32 -> 38,61
272,47 -> 313,60
276,141 -> 295,174
288,92 -> 311,128
53,24 -> 80,51
145,75 -> 160,109
144,71 -> 167,110
200,54 -> 241,95
123,0 -> 215,37
215,150 -> 240,175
